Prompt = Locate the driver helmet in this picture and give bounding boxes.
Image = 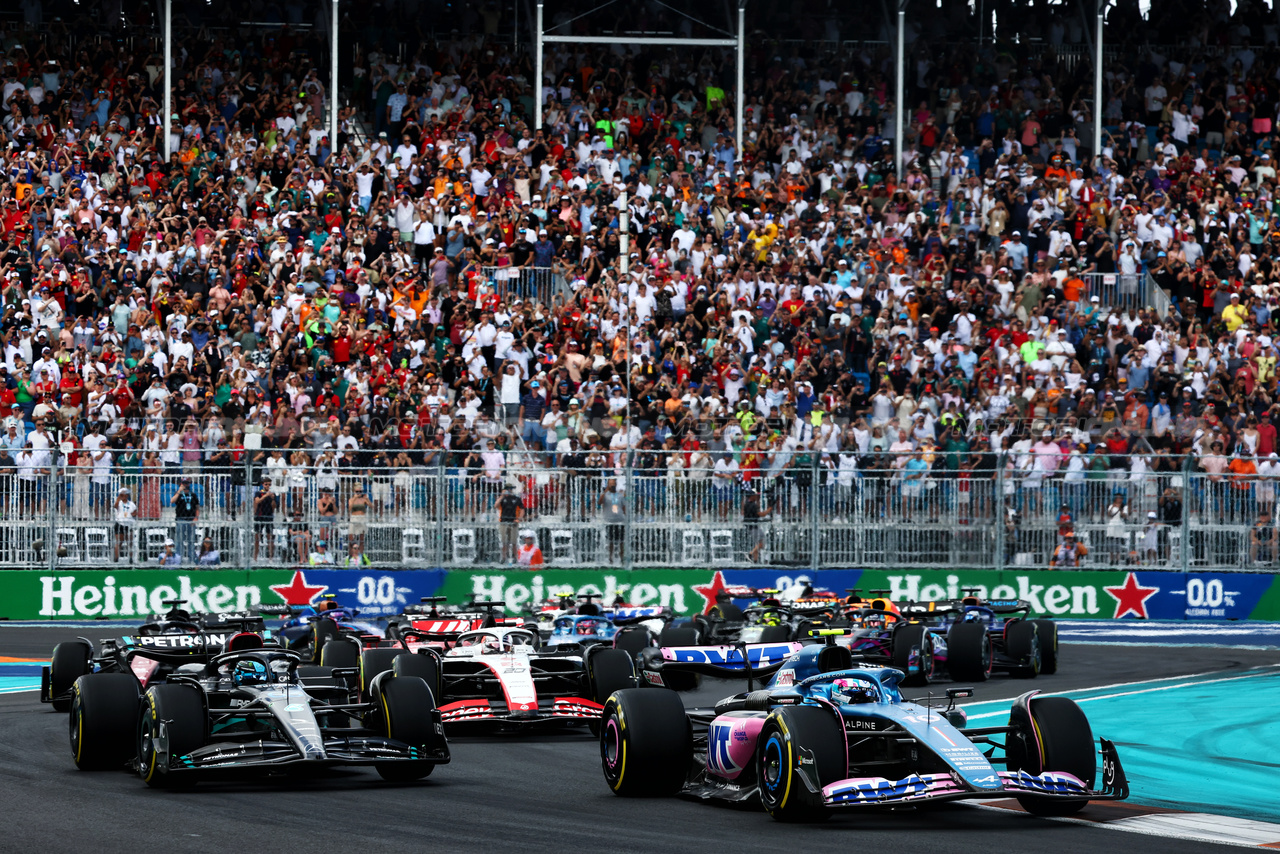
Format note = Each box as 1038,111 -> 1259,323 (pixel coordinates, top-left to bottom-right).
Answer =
831,677 -> 876,704
316,599 -> 339,612
481,637 -> 503,654
576,619 -> 598,635
233,659 -> 268,686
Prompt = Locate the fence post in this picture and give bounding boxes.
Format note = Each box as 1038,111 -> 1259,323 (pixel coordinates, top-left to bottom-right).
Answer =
1181,462 -> 1191,574
436,458 -> 446,567
624,442 -> 633,573
242,454 -> 254,569
994,457 -> 1005,571
46,463 -> 58,572
810,453 -> 820,571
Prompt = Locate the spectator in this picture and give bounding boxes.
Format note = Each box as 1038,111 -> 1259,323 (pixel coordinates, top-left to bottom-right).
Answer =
516,530 -> 544,567
308,539 -> 335,566
198,537 -> 222,566
158,539 -> 181,567
171,476 -> 200,562
112,486 -> 135,563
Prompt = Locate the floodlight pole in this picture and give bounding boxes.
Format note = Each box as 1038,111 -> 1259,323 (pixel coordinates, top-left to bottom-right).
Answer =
535,1 -> 544,131
736,0 -> 746,157
1094,0 -> 1104,170
894,0 -> 906,179
163,0 -> 171,161
619,191 -> 629,274
331,0 -> 339,157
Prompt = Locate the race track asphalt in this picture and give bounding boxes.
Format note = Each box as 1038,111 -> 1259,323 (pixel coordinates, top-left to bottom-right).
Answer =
1,625 -> 1272,854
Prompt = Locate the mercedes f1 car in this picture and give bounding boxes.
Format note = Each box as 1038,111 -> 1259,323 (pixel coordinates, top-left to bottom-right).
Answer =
68,632 -> 448,786
600,637 -> 1126,821
41,620 -> 279,712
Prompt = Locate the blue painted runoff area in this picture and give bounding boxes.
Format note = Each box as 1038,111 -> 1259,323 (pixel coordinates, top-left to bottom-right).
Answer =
0,662 -> 43,694
1057,619 -> 1280,648
961,666 -> 1280,821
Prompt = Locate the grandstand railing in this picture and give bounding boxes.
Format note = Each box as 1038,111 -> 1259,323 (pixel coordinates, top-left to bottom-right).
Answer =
477,265 -> 570,306
2,449 -> 1278,572
1079,272 -> 1147,315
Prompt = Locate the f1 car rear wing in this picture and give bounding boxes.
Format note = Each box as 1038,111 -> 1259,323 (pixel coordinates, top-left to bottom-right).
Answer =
608,606 -> 672,625
641,641 -> 804,687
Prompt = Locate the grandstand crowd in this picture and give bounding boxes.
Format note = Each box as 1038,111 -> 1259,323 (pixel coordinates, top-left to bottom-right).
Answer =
3,0 -> 1280,565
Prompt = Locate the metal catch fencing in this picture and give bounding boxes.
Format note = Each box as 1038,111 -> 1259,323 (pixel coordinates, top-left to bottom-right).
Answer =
2,449 -> 1279,572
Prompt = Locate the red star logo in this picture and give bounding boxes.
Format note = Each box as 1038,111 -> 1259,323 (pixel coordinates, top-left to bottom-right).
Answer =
693,571 -> 731,614
270,570 -> 328,606
1104,572 -> 1159,619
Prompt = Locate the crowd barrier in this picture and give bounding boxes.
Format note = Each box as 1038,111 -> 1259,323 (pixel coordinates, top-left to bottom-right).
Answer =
2,450 -> 1278,572
5,566 -> 1279,622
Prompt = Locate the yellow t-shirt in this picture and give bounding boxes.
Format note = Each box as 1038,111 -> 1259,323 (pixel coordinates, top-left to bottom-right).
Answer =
1222,303 -> 1248,331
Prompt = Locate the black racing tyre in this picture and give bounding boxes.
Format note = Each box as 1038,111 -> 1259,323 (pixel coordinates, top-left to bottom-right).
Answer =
1005,621 -> 1042,679
360,648 -> 406,699
613,627 -> 653,658
49,641 -> 93,712
310,619 -> 340,664
758,625 -> 791,644
320,638 -> 360,669
757,705 -> 845,822
374,676 -> 437,782
1008,697 -> 1096,816
946,623 -> 992,682
658,625 -> 698,647
69,674 -> 139,770
386,622 -> 403,641
589,648 -> 638,706
393,654 -> 442,703
1033,620 -> 1059,675
600,688 -> 691,796
138,684 -> 206,788
892,623 -> 935,687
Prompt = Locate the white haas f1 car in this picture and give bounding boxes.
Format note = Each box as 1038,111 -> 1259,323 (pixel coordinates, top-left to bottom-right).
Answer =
365,626 -> 637,731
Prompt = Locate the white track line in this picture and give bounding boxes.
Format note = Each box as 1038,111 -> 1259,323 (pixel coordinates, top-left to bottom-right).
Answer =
969,803 -> 1280,849
960,665 -> 1280,719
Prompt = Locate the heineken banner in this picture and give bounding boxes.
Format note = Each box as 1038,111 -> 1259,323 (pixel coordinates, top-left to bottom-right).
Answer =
441,568 -> 1280,622
0,568 -> 446,621
1,566 -> 1279,622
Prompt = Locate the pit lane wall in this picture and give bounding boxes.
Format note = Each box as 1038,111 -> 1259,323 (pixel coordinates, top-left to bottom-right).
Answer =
4,567 -> 1280,622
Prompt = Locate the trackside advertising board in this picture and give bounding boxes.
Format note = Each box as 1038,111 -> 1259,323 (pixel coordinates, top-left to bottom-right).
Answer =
442,568 -> 1280,622
1,567 -> 1278,621
0,568 -> 446,621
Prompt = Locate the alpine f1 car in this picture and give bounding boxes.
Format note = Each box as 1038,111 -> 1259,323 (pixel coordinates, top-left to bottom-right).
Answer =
359,625 -> 637,731
526,594 -> 671,639
600,637 -> 1127,821
68,632 -> 448,786
41,621 -> 282,712
263,594 -> 385,664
